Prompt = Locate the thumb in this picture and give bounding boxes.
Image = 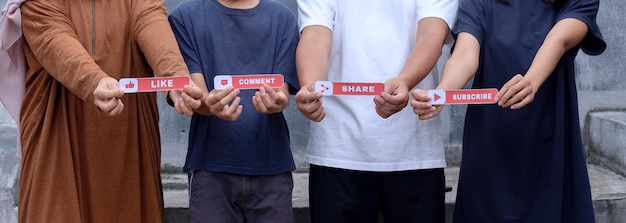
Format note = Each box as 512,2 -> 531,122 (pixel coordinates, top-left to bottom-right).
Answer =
411,89 -> 431,102
97,88 -> 124,99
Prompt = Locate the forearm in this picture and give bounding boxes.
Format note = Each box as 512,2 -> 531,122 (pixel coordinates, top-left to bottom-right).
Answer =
437,32 -> 480,90
398,18 -> 450,88
437,53 -> 478,90
524,18 -> 588,92
296,26 -> 332,86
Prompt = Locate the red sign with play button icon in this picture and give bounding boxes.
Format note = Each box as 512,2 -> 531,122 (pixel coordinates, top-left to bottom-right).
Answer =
428,89 -> 498,105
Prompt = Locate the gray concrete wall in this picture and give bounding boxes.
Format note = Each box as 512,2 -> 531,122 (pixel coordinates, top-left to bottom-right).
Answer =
0,106 -> 19,223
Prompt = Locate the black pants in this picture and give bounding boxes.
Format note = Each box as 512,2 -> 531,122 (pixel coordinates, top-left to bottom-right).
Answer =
309,165 -> 445,223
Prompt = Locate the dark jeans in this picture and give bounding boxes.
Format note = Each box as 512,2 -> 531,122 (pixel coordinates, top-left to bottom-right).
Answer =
189,170 -> 294,223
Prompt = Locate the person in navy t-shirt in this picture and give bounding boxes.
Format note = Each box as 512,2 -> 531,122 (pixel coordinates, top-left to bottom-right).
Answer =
169,0 -> 300,222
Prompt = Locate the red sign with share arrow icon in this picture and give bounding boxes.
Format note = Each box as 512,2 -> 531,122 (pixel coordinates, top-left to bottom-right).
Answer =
428,89 -> 498,105
315,81 -> 384,96
119,76 -> 190,93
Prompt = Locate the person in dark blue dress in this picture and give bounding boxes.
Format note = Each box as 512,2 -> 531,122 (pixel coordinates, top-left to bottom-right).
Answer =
410,0 -> 606,222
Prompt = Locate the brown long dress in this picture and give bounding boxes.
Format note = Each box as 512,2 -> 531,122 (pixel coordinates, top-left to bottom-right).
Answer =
18,0 -> 189,222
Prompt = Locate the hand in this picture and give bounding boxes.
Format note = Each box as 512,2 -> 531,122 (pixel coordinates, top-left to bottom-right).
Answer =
373,77 -> 410,118
204,87 -> 243,121
171,81 -> 204,116
253,85 -> 289,114
295,84 -> 325,122
496,74 -> 536,109
410,89 -> 443,120
93,77 -> 125,116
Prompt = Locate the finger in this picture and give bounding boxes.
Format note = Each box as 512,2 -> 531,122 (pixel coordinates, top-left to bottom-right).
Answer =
106,99 -> 125,116
505,87 -> 533,108
258,87 -> 281,111
96,97 -> 121,113
177,97 -> 195,116
230,105 -> 244,121
208,87 -> 235,105
312,110 -> 326,122
181,93 -> 202,110
204,92 -> 219,106
500,82 -> 527,107
220,88 -> 241,106
373,101 -> 392,118
374,94 -> 406,117
223,102 -> 243,122
265,86 -> 288,105
379,92 -> 409,112
373,96 -> 394,113
375,109 -> 391,119
411,89 -> 432,102
207,88 -> 238,112
183,85 -> 204,100
307,106 -> 326,122
174,98 -> 184,115
418,112 -> 434,120
418,105 -> 443,120
410,100 -> 435,114
373,95 -> 385,106
297,100 -> 320,114
252,92 -> 269,113
296,91 -> 322,103
297,100 -> 325,122
497,75 -> 522,102
510,93 -> 534,110
95,88 -> 125,100
498,84 -> 518,106
173,94 -> 186,115
224,96 -> 242,117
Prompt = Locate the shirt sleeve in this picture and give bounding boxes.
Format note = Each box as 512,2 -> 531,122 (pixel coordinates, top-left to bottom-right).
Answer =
273,7 -> 300,94
558,0 -> 606,55
296,0 -> 335,32
21,0 -> 108,100
133,0 -> 190,78
451,0 -> 486,46
416,0 -> 458,30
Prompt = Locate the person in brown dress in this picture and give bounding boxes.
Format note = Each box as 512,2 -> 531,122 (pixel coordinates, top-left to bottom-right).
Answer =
18,0 -> 203,222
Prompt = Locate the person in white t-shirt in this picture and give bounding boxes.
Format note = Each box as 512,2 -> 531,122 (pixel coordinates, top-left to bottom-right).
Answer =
294,1 -> 458,222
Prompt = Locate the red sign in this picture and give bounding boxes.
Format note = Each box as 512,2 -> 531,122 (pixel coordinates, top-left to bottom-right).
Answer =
214,74 -> 284,90
429,89 -> 498,105
315,81 -> 384,96
119,76 -> 189,93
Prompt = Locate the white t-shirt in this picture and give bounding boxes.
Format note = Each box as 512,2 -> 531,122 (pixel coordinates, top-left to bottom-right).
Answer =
298,0 -> 458,172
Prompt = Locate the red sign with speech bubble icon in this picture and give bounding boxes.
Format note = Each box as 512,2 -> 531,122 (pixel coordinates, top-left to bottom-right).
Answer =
214,74 -> 284,90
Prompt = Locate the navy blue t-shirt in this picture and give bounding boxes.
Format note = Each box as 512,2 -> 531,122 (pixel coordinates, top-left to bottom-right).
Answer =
452,0 -> 605,222
169,0 -> 300,175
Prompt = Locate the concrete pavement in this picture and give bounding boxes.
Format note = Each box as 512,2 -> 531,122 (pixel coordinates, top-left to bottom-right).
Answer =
162,164 -> 626,223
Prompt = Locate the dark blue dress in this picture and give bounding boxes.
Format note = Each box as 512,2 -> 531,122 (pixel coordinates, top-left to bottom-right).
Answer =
452,0 -> 606,222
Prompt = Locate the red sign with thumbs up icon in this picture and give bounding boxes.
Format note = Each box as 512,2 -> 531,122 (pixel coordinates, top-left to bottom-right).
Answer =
120,76 -> 190,93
